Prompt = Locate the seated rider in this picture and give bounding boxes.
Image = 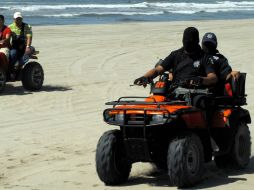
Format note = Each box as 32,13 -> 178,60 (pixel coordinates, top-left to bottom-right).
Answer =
201,32 -> 239,96
9,12 -> 35,67
0,15 -> 11,68
134,27 -> 218,90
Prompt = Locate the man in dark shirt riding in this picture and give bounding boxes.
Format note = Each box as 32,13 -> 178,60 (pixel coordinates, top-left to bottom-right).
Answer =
134,27 -> 218,88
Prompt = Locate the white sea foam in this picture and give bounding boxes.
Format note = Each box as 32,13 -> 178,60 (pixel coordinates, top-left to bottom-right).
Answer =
42,11 -> 164,17
2,3 -> 148,12
1,0 -> 254,22
1,1 -> 254,13
150,1 -> 254,12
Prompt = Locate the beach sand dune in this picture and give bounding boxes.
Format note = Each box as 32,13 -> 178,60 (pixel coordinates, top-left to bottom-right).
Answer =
0,19 -> 254,190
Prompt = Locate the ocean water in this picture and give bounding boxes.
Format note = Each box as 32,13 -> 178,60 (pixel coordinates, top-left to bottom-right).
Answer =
1,0 -> 254,25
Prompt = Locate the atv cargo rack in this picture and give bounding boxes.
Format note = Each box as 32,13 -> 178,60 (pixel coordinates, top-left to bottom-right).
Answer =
105,96 -> 187,108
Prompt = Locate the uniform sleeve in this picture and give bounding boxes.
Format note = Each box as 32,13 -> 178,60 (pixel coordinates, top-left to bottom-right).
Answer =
219,57 -> 232,81
160,51 -> 175,71
25,24 -> 33,37
204,56 -> 216,75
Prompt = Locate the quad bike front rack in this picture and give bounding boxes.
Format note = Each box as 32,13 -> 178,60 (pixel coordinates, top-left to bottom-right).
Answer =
106,96 -> 187,108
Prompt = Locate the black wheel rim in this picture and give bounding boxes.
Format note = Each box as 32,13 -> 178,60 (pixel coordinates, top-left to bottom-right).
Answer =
186,143 -> 200,176
31,66 -> 43,85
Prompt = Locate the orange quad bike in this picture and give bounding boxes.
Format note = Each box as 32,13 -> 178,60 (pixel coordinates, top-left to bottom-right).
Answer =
96,72 -> 251,188
0,51 -> 44,93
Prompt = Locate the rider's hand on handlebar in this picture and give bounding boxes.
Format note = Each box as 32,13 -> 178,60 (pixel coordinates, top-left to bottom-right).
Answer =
134,76 -> 151,87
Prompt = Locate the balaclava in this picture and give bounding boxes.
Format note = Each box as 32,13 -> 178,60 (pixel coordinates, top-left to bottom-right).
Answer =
182,27 -> 200,53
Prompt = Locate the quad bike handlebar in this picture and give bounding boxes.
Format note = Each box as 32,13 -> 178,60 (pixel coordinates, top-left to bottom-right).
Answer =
133,74 -> 206,93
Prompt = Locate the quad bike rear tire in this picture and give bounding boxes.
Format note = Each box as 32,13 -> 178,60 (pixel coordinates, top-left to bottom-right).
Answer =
167,134 -> 204,187
0,68 -> 6,93
215,123 -> 251,169
96,130 -> 131,185
22,62 -> 44,91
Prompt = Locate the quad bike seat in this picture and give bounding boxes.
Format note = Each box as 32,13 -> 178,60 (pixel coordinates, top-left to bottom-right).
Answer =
214,73 -> 247,107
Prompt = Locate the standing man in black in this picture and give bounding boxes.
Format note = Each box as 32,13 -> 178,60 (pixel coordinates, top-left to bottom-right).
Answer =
134,27 -> 218,87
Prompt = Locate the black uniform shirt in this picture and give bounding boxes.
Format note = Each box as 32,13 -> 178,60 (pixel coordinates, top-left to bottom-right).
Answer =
160,46 -> 215,82
208,51 -> 232,82
207,50 -> 232,96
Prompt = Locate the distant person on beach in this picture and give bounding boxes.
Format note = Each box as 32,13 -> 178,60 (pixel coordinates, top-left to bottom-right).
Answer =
0,15 -> 11,67
9,12 -> 35,66
134,27 -> 218,88
201,32 -> 240,95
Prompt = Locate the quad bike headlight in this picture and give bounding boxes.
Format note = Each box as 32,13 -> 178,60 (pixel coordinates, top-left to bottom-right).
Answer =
150,114 -> 169,124
104,110 -> 125,125
114,114 -> 124,124
152,114 -> 164,121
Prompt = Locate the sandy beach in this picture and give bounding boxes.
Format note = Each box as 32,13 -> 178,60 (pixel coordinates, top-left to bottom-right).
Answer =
0,19 -> 254,190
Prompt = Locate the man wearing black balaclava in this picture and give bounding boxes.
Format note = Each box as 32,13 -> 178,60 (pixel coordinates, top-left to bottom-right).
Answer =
182,26 -> 200,54
134,27 -> 218,88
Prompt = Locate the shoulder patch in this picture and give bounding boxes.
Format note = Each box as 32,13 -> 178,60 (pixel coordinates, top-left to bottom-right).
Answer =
209,57 -> 214,64
193,60 -> 200,68
213,56 -> 219,60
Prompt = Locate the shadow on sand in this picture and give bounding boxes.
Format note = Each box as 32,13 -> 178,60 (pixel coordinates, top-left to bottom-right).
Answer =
1,84 -> 72,96
119,157 -> 254,189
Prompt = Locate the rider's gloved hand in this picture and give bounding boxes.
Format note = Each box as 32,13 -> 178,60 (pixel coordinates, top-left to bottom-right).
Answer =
134,76 -> 151,87
189,77 -> 203,87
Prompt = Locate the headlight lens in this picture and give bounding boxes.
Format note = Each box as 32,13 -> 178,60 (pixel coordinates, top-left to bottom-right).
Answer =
115,114 -> 124,122
151,114 -> 169,124
152,114 -> 164,121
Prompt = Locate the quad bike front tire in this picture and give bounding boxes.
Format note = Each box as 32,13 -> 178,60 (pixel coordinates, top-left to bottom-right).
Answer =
22,62 -> 44,91
215,123 -> 251,169
96,130 -> 131,185
167,134 -> 204,187
0,68 -> 6,93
